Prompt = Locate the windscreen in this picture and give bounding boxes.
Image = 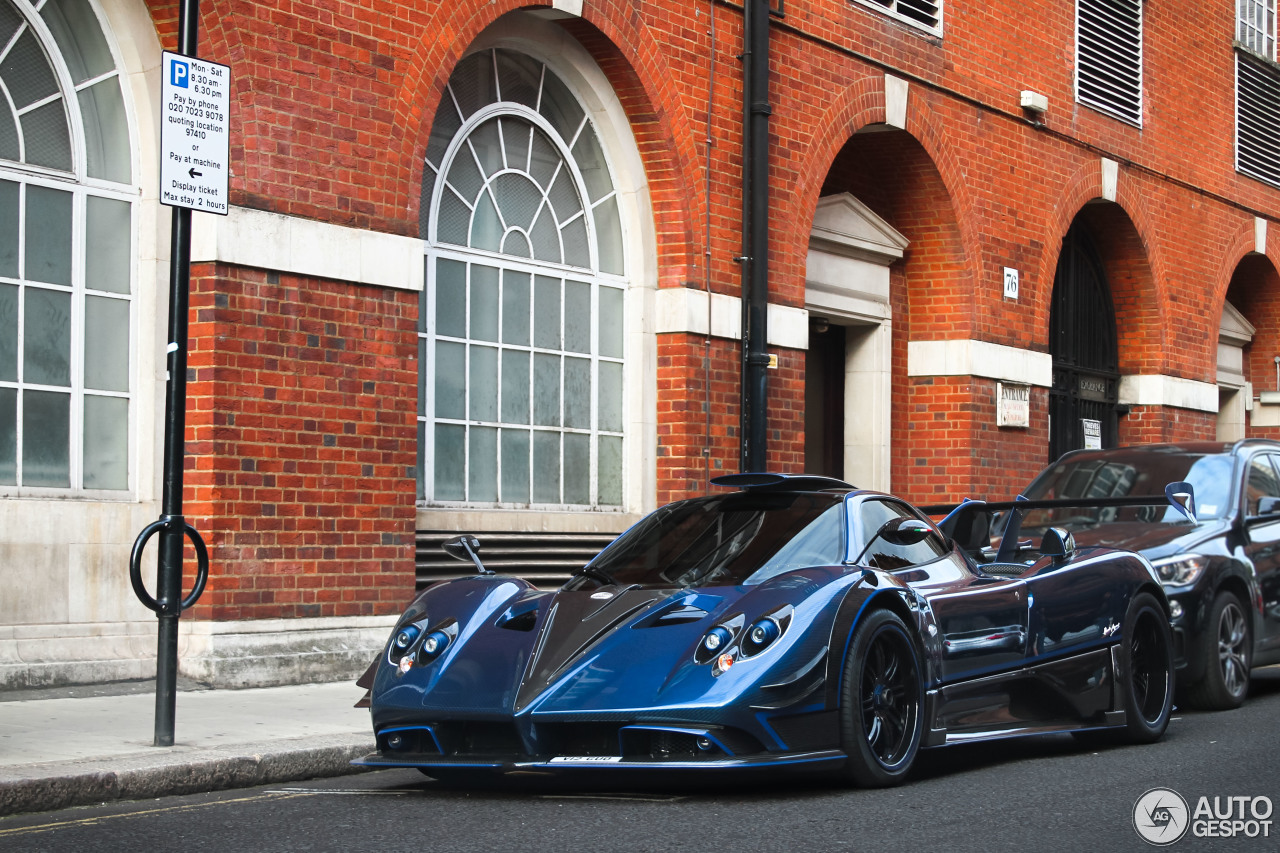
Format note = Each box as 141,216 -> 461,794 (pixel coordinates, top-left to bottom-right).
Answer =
584,491 -> 846,588
1022,450 -> 1231,522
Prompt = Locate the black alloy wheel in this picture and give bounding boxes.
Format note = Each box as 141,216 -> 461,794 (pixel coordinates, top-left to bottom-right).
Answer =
839,609 -> 924,787
1121,592 -> 1174,743
1186,591 -> 1251,710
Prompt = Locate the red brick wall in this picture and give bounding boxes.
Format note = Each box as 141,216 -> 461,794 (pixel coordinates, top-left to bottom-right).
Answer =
1119,408 -> 1217,446
138,0 -> 1280,555
184,265 -> 418,620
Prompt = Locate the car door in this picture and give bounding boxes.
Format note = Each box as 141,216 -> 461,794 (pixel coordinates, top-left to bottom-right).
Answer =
854,497 -> 1028,682
1240,452 -> 1280,653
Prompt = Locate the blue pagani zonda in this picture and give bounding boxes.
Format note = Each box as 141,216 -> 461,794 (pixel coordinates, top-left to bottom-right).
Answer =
355,473 -> 1175,787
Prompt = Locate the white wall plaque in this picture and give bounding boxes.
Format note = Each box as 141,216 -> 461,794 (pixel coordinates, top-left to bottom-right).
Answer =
1082,418 -> 1102,449
1003,267 -> 1019,300
997,382 -> 1030,428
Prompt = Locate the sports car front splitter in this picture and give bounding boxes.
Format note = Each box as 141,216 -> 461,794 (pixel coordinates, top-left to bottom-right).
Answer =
352,748 -> 847,775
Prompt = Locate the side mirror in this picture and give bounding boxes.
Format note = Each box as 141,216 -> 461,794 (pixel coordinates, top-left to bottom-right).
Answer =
1039,527 -> 1076,564
853,516 -> 935,565
1257,496 -> 1280,516
879,516 -> 935,546
443,534 -> 489,574
1165,481 -> 1197,524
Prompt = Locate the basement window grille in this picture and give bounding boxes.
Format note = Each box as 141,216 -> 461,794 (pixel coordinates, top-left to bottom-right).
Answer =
1075,0 -> 1143,126
1237,50 -> 1280,188
851,0 -> 943,37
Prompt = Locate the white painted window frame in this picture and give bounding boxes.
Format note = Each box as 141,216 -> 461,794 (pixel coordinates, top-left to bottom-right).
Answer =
0,0 -> 138,499
420,51 -> 628,511
1238,0 -> 1277,60
850,0 -> 944,38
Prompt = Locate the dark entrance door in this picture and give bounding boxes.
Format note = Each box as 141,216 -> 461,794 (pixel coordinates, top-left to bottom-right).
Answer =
805,319 -> 845,478
1048,223 -> 1120,462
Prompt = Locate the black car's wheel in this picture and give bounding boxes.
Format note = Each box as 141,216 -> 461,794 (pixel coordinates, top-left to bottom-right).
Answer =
838,609 -> 924,787
1185,590 -> 1251,710
1119,591 -> 1174,743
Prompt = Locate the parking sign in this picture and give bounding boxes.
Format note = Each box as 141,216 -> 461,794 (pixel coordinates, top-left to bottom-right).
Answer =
159,51 -> 230,214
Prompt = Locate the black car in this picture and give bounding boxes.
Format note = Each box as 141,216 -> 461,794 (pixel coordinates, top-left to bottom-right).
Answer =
1015,441 -> 1280,709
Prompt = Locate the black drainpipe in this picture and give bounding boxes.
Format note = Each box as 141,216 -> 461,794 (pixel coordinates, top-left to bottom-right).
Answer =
739,0 -> 771,472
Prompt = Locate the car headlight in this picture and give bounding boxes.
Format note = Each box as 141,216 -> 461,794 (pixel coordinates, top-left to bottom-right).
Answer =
419,629 -> 451,659
1150,554 -> 1207,586
392,624 -> 420,655
741,617 -> 781,656
701,626 -> 734,654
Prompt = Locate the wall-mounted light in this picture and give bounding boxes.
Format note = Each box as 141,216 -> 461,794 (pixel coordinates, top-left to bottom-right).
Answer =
1020,90 -> 1049,116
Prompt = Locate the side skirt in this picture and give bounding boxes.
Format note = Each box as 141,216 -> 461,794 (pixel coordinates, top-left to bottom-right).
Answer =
923,646 -> 1125,746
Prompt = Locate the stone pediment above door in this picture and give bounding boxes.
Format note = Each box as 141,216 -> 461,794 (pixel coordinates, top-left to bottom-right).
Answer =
1218,299 -> 1254,387
806,193 -> 909,323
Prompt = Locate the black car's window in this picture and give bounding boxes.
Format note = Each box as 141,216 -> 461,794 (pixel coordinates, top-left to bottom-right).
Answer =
1023,451 -> 1232,521
1245,455 -> 1280,517
857,499 -> 947,571
584,492 -> 846,588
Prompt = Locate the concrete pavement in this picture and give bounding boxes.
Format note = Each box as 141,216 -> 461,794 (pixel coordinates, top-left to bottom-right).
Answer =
0,679 -> 374,816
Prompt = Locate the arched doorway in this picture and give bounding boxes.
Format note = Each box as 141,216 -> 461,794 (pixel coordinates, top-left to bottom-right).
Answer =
1049,223 -> 1121,460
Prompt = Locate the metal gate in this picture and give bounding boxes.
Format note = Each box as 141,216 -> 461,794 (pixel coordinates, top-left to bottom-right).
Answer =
1048,223 -> 1120,462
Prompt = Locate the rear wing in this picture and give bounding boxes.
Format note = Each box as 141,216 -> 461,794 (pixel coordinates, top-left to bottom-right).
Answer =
922,481 -> 1197,564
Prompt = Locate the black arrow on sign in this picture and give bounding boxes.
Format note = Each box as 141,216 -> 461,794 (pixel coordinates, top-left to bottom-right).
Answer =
188,168 -> 202,178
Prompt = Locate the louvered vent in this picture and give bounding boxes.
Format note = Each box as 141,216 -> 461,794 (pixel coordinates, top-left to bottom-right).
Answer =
853,0 -> 943,36
1237,51 -> 1280,189
1076,0 -> 1143,125
416,530 -> 618,590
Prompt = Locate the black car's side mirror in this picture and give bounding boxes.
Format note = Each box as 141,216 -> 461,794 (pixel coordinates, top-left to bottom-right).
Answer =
1257,496 -> 1280,516
1165,481 -> 1197,524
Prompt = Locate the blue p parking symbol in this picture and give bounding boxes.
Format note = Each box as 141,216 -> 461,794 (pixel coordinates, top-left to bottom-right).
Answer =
170,59 -> 189,88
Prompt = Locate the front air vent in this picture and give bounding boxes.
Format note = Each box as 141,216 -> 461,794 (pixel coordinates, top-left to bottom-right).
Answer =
416,530 -> 617,589
654,605 -> 710,625
497,599 -> 541,631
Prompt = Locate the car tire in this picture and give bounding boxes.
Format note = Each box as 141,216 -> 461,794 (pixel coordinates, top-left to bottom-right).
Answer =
1185,590 -> 1251,711
1119,591 -> 1174,743
838,608 -> 924,787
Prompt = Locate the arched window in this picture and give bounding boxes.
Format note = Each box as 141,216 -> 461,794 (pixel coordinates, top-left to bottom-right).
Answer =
419,48 -> 626,508
0,0 -> 134,493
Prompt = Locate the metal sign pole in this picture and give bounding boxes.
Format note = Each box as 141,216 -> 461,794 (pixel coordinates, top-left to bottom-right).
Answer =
156,0 -> 200,749
128,0 -> 209,748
